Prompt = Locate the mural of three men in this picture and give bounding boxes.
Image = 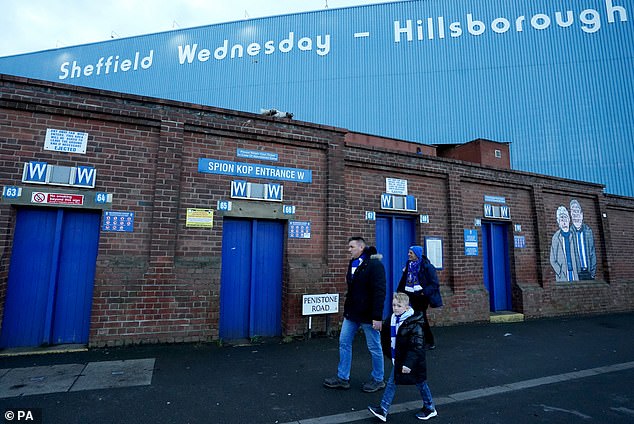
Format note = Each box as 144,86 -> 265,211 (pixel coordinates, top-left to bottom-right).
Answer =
550,199 -> 596,282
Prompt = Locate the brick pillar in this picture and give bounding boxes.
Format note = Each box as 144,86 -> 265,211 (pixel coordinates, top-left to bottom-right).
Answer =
147,119 -> 184,277
595,193 -> 612,283
446,173 -> 463,289
324,134 -> 348,328
532,184 -> 551,290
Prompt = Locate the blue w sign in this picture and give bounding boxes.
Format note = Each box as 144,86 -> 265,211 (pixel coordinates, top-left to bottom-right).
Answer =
22,162 -> 96,188
231,180 -> 283,202
75,166 -> 96,188
23,161 -> 48,183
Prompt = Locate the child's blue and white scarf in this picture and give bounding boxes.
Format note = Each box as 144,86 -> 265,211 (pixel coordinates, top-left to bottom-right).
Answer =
390,308 -> 414,362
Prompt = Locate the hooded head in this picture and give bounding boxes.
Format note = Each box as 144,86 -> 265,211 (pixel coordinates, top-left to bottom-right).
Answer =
409,245 -> 423,261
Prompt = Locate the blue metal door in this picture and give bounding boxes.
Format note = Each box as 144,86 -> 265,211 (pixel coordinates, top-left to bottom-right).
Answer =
482,222 -> 511,311
219,218 -> 284,340
51,209 -> 101,344
0,209 -> 57,348
0,208 -> 101,348
376,215 -> 416,319
250,220 -> 283,337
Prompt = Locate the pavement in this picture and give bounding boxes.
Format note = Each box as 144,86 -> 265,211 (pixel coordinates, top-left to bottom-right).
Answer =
1,312 -> 634,424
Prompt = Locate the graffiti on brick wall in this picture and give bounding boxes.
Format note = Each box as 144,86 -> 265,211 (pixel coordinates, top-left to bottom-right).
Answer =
549,199 -> 597,282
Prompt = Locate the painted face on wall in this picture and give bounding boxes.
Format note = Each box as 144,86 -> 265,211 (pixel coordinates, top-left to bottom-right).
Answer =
570,203 -> 583,230
557,208 -> 570,232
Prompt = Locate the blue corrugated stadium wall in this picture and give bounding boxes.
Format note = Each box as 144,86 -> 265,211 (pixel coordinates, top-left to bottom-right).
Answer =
0,0 -> 632,196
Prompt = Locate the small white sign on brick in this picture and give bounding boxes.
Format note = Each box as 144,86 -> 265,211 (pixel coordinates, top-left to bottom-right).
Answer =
302,293 -> 339,316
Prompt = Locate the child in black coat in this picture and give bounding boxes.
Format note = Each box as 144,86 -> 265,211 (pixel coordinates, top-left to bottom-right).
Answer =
368,292 -> 437,421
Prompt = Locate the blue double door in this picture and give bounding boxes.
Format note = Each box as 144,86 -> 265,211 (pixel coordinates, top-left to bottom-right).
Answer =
219,218 -> 284,340
376,214 -> 416,320
482,222 -> 512,311
0,208 -> 101,348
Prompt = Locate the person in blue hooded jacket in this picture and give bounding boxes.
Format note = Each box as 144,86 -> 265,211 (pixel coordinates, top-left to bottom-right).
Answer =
396,245 -> 441,350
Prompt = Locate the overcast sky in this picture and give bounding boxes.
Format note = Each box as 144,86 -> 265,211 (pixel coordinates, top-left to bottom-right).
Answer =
0,0 -> 400,57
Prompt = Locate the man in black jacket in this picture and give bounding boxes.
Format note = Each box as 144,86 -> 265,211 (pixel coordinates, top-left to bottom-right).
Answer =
324,237 -> 387,392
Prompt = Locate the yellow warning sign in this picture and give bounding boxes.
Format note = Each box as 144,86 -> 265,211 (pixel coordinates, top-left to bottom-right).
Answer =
186,209 -> 214,228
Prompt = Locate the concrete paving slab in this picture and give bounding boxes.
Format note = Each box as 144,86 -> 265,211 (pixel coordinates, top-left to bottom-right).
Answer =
70,358 -> 155,392
0,364 -> 85,398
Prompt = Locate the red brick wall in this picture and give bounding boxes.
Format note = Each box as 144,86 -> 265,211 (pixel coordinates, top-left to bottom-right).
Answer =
345,132 -> 436,156
605,195 -> 634,282
438,139 -> 511,169
1,75 -> 633,347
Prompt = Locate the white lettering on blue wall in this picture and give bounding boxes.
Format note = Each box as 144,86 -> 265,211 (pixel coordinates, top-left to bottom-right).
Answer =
59,51 -> 154,80
178,32 -> 331,65
394,0 -> 628,41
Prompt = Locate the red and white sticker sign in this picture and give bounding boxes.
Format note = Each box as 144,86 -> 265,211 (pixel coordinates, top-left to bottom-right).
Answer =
31,192 -> 84,205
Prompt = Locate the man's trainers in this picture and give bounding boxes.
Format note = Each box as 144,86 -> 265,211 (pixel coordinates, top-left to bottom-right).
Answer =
362,379 -> 386,393
368,405 -> 387,422
415,407 -> 438,420
323,376 -> 350,389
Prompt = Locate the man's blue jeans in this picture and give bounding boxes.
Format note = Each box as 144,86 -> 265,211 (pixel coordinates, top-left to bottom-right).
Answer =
337,317 -> 384,382
380,367 -> 435,413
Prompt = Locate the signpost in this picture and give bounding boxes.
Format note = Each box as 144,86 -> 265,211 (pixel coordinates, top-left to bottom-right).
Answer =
302,293 -> 339,338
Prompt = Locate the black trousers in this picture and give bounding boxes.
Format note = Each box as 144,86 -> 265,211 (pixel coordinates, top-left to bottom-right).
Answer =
420,296 -> 435,346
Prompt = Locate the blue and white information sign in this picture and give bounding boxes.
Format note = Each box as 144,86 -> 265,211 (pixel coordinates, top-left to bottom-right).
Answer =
236,148 -> 278,162
484,195 -> 506,204
2,186 -> 22,199
514,235 -> 526,248
94,192 -> 112,204
289,221 -> 311,239
102,211 -> 134,232
198,158 -> 312,183
217,200 -> 232,211
464,229 -> 478,256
